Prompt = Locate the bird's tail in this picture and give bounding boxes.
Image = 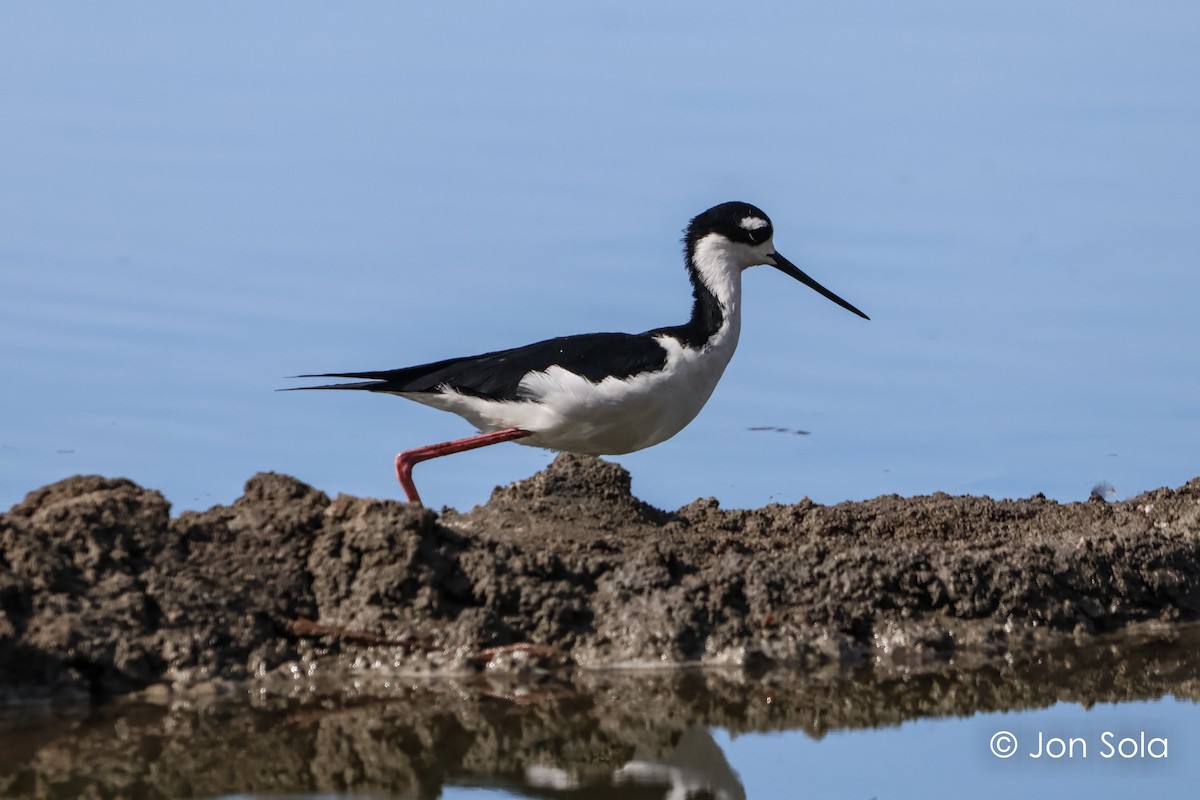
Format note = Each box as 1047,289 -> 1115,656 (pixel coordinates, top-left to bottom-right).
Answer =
280,357 -> 470,393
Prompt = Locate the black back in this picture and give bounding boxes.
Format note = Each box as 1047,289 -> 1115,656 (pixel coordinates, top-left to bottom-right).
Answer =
302,332 -> 671,402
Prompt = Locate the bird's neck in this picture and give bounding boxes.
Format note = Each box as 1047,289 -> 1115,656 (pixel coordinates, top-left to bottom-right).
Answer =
658,236 -> 743,349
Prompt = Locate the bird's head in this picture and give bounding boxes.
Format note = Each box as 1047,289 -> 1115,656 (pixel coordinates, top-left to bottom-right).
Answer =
685,201 -> 869,320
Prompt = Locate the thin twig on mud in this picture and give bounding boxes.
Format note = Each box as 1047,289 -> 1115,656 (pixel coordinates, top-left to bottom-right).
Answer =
473,642 -> 572,664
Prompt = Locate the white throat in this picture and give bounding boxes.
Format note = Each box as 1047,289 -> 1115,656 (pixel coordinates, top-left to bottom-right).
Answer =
690,233 -> 748,321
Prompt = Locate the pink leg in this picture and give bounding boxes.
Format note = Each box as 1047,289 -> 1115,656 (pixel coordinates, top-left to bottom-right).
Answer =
394,427 -> 531,505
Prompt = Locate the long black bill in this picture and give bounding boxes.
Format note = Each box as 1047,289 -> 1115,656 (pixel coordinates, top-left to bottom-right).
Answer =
770,251 -> 870,320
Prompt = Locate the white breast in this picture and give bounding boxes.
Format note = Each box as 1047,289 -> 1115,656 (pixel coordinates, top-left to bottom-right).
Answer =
519,318 -> 741,454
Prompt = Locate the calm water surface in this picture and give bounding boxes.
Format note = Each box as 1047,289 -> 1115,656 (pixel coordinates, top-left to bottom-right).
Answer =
6,623 -> 1200,799
218,696 -> 1200,800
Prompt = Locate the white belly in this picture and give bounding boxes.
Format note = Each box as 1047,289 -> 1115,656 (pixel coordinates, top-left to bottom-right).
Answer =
404,324 -> 740,455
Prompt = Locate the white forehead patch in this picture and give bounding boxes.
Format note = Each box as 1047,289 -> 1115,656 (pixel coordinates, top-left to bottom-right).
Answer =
739,216 -> 769,231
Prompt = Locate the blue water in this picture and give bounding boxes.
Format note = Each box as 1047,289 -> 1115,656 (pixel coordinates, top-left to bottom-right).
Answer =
212,697 -> 1198,800
432,699 -> 1200,800
716,699 -> 1196,800
3,2 -> 1199,515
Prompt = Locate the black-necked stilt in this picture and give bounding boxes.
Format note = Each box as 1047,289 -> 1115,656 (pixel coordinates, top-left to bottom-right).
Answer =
293,202 -> 868,504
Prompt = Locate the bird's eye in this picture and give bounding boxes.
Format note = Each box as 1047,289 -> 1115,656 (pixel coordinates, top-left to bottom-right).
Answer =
738,215 -> 770,243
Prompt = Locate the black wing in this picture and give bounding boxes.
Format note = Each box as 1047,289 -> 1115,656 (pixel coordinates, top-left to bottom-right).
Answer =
292,332 -> 669,402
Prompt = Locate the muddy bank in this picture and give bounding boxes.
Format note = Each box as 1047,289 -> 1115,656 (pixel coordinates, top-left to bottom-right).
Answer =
1,454 -> 1199,701
3,623 -> 1199,799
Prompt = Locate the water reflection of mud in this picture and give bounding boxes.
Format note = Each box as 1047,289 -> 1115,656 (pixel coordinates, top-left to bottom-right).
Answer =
2,622 -> 1198,800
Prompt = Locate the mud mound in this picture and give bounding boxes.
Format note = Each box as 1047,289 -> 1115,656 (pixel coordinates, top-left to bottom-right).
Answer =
2,455 -> 1199,701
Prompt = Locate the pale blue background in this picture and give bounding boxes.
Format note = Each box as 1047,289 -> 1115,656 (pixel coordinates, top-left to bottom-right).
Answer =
3,2 -> 1198,515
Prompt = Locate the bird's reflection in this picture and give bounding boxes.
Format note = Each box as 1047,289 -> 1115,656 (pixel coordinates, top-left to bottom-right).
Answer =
516,727 -> 744,800
613,727 -> 745,800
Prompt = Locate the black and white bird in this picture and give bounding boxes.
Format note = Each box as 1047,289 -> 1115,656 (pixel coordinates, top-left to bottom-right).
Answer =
293,202 -> 868,504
